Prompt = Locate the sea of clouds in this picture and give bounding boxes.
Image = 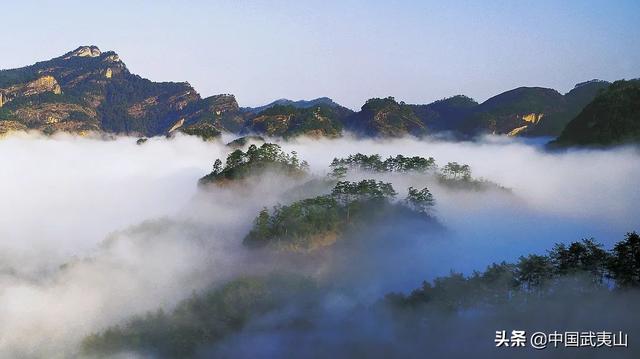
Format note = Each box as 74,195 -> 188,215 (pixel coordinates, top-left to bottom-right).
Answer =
0,132 -> 638,357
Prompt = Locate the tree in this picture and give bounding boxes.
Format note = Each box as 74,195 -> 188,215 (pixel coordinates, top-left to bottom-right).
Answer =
548,239 -> 610,283
405,186 -> 435,214
226,149 -> 246,169
329,164 -> 347,180
331,180 -> 397,202
516,254 -> 553,291
199,142 -> 309,185
608,232 -> 640,287
254,208 -> 272,238
212,159 -> 223,175
441,162 -> 471,181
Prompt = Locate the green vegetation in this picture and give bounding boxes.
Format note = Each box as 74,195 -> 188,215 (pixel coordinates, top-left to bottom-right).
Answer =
329,153 -> 436,178
244,180 -> 436,250
247,104 -> 348,138
437,161 -> 506,191
226,135 -> 265,148
528,79 -> 610,136
405,186 -> 435,214
0,107 -> 14,120
82,274 -> 316,358
0,67 -> 40,88
179,123 -> 222,141
199,143 -> 309,185
328,153 -> 504,191
438,161 -> 471,180
386,232 -> 640,311
551,79 -> 640,147
343,97 -> 427,137
244,179 -> 400,249
98,77 -> 195,135
409,95 -> 478,133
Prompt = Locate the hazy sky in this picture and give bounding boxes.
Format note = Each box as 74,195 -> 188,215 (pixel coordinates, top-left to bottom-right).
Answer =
2,0 -> 639,108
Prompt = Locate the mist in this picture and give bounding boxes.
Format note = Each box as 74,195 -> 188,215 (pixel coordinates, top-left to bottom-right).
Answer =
0,131 -> 638,357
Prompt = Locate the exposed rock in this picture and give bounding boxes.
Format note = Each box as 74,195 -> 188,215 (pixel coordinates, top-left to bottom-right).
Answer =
168,118 -> 185,132
127,97 -> 159,119
522,113 -> 543,124
179,94 -> 246,134
103,54 -> 121,63
13,102 -> 97,126
507,125 -> 529,137
65,46 -> 102,59
0,120 -> 28,136
0,75 -> 62,107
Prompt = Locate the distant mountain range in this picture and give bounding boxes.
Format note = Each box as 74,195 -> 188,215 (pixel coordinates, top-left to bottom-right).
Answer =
1,46 -> 637,146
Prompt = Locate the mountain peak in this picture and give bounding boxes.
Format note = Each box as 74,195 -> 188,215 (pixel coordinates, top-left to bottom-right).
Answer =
573,79 -> 607,89
64,46 -> 103,59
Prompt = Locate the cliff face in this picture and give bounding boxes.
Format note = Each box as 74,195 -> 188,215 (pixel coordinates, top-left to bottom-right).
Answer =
0,76 -> 62,107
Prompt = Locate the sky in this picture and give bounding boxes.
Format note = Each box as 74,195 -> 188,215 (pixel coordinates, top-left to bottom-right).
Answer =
1,0 -> 639,109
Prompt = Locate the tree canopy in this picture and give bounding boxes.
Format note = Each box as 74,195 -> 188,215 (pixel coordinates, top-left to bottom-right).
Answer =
199,143 -> 309,185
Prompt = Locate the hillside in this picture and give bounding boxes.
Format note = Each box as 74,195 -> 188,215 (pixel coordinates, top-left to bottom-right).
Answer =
342,97 -> 428,137
243,103 -> 351,138
409,95 -> 478,133
550,79 -> 640,147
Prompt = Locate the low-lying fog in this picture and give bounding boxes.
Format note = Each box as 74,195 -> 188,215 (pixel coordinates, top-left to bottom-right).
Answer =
0,132 -> 638,357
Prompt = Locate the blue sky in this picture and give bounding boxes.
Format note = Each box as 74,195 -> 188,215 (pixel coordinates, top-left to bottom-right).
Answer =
2,0 -> 639,108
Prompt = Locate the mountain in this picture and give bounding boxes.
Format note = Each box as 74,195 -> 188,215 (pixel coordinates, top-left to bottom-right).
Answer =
243,103 -> 351,138
242,97 -> 342,114
459,87 -> 566,136
409,95 -> 478,133
550,79 -> 640,147
342,97 -> 427,137
456,80 -> 610,137
0,46 -> 614,140
0,46 -> 241,138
